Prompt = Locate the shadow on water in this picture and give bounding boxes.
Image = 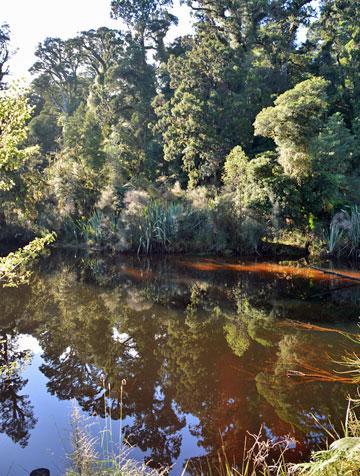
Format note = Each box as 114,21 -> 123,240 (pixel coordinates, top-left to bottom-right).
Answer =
0,251 -> 360,474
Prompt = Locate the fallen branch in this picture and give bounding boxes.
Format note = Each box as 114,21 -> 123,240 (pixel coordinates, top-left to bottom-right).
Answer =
309,265 -> 360,282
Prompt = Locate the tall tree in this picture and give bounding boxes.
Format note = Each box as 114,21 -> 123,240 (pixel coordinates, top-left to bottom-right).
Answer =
0,92 -> 38,193
154,26 -> 280,187
78,27 -> 124,86
0,24 -> 11,90
257,0 -> 314,91
155,31 -> 247,186
254,77 -> 330,178
183,0 -> 313,65
309,0 -> 360,120
78,28 -> 126,131
30,38 -> 83,114
0,91 -> 41,228
105,35 -> 161,180
110,0 -> 177,62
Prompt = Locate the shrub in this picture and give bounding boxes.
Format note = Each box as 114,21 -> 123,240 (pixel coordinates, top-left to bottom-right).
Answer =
59,187 -> 266,255
48,153 -> 102,220
121,193 -> 206,254
327,206 -> 360,257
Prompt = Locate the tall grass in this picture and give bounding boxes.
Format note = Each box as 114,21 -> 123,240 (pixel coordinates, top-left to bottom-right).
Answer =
347,206 -> 360,256
136,201 -> 184,254
326,223 -> 343,255
204,428 -> 291,476
65,363 -> 360,476
66,380 -> 166,476
59,191 -> 265,256
63,211 -> 119,243
327,205 -> 360,257
67,409 -> 293,476
66,375 -> 294,476
293,401 -> 360,475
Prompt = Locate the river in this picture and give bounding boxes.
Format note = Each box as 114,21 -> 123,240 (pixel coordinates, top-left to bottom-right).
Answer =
0,252 -> 359,475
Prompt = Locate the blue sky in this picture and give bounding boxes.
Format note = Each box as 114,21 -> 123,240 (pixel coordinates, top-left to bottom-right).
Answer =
1,0 -> 192,81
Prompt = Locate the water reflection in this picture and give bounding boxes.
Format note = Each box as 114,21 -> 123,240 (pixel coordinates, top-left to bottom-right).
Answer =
0,332 -> 36,448
0,253 -> 359,472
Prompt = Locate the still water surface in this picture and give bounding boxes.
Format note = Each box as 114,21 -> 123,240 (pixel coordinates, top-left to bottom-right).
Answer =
1,252 -> 360,475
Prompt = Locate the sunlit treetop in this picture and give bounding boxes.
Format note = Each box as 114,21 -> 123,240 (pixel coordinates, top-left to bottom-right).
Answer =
0,89 -> 38,191
110,0 -> 174,28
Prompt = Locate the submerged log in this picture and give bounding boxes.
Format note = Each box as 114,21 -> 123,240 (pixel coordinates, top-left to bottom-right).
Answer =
309,265 -> 360,282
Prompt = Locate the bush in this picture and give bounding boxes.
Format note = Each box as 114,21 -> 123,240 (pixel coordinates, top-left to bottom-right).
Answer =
327,206 -> 360,257
48,154 -> 102,219
68,188 -> 266,255
121,191 -> 209,254
120,189 -> 265,255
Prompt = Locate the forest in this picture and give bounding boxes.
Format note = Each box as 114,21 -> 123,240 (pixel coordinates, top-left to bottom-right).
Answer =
2,1 -> 360,475
1,0 -> 360,258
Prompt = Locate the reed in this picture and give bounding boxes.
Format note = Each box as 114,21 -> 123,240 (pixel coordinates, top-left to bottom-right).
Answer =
202,428 -> 291,476
66,380 -> 165,476
327,205 -> 360,257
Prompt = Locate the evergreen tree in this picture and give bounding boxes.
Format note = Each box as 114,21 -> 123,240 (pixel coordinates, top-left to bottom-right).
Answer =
254,77 -> 329,178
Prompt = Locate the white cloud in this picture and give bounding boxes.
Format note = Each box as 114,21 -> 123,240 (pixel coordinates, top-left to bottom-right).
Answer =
17,334 -> 42,354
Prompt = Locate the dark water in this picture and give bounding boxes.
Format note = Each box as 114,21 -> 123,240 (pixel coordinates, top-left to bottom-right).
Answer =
1,252 -> 360,475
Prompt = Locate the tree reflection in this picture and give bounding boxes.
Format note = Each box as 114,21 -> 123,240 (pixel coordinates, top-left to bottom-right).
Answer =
0,332 -> 37,447
0,254 -> 359,469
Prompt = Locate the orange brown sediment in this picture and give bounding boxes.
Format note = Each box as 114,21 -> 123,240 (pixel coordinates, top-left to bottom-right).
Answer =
178,259 -> 360,282
120,265 -> 153,281
217,350 -> 260,387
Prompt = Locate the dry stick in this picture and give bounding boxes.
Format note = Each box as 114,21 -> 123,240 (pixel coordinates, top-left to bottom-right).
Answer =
281,320 -> 354,336
309,282 -> 360,299
309,265 -> 360,282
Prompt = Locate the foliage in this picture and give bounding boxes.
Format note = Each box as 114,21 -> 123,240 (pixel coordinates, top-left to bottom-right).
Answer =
0,23 -> 11,89
326,206 -> 360,257
309,0 -> 360,123
254,77 -> 330,179
66,405 -> 165,476
47,152 -> 102,223
0,232 -> 56,287
223,147 -> 301,225
306,113 -> 360,213
2,0 -> 360,256
0,89 -> 38,192
28,108 -> 61,154
30,37 -> 83,114
292,398 -> 360,475
0,88 -> 48,232
110,0 -> 176,64
294,434 -> 360,475
61,186 -> 265,255
155,31 -> 242,186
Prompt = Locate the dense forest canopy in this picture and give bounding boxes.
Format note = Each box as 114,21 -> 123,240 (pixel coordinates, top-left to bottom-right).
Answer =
1,0 -> 360,255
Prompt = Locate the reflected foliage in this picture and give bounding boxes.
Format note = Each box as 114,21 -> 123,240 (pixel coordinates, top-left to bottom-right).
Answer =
0,333 -> 36,447
0,253 -> 359,467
